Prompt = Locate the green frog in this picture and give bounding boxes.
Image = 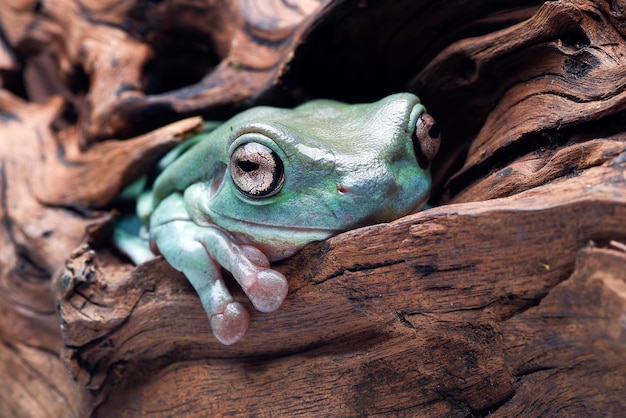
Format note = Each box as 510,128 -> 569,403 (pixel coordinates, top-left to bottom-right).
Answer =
115,93 -> 440,345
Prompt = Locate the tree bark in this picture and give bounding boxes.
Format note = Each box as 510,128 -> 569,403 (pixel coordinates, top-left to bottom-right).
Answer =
1,0 -> 625,416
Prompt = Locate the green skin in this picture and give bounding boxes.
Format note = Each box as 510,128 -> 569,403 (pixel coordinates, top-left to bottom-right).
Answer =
126,93 -> 437,345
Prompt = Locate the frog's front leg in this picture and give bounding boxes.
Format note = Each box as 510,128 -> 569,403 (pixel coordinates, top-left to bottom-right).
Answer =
150,194 -> 288,345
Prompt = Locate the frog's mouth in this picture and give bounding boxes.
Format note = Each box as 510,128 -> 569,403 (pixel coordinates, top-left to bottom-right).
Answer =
197,209 -> 340,261
206,208 -> 342,238
202,188 -> 428,245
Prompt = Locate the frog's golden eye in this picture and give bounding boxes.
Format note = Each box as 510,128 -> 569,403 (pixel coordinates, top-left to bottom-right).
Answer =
230,142 -> 285,198
412,112 -> 441,168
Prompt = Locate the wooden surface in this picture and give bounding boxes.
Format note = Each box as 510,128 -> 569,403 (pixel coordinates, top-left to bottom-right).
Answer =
56,162 -> 626,416
1,0 -> 625,416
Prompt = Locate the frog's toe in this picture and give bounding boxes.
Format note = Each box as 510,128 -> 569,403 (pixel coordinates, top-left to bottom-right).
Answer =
210,301 -> 250,345
244,269 -> 288,313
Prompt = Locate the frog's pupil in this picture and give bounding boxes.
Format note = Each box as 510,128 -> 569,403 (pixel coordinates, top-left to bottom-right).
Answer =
238,160 -> 259,172
428,124 -> 440,139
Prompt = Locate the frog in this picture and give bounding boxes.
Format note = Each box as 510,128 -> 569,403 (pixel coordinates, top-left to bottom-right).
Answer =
115,92 -> 440,345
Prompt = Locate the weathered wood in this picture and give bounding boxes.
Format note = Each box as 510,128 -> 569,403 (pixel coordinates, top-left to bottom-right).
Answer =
0,88 -> 201,417
54,157 -> 626,416
0,0 -> 330,142
497,246 -> 626,417
1,0 -> 625,416
409,0 -> 626,198
0,341 -> 92,418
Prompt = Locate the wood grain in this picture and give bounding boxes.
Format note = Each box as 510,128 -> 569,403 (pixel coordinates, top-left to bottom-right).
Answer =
55,159 -> 626,416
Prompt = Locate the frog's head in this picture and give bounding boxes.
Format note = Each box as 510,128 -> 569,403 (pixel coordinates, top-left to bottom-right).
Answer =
154,93 -> 440,260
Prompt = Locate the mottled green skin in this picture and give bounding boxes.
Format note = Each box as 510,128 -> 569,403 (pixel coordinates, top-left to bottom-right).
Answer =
140,93 -> 433,345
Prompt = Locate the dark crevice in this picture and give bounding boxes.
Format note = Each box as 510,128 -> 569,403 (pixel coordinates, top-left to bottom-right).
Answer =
514,364 -> 558,377
0,26 -> 29,101
0,163 -> 14,242
71,59 -> 92,96
399,298 -> 503,320
74,290 -> 107,309
393,311 -> 417,330
10,243 -> 50,279
142,28 -> 220,95
468,389 -> 516,417
413,262 -> 477,277
498,295 -> 544,322
558,25 -> 591,51
312,259 -> 405,284
39,200 -> 98,219
446,109 -> 626,198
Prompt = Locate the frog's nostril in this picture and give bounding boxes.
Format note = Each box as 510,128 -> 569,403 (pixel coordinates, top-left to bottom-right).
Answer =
412,112 -> 441,168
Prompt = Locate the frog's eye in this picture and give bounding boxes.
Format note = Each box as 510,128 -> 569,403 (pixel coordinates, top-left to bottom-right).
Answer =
412,112 -> 441,168
230,142 -> 285,198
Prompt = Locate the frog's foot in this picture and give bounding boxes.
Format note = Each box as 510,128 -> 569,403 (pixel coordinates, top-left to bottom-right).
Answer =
245,269 -> 289,313
150,209 -> 288,344
147,222 -> 249,344
204,238 -> 288,314
169,246 -> 252,345
231,245 -> 289,312
189,237 -> 287,343
209,300 -> 250,346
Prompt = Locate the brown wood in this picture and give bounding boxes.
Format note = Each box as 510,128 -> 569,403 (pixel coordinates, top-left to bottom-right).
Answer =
1,0 -> 625,416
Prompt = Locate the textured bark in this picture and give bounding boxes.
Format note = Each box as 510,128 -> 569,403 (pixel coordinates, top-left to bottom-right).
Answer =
1,0 -> 625,416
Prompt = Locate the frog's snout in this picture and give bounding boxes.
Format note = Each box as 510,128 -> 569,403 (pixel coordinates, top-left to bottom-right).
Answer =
412,112 -> 441,168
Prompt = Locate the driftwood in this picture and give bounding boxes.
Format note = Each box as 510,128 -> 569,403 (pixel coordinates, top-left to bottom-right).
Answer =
1,0 -> 625,416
